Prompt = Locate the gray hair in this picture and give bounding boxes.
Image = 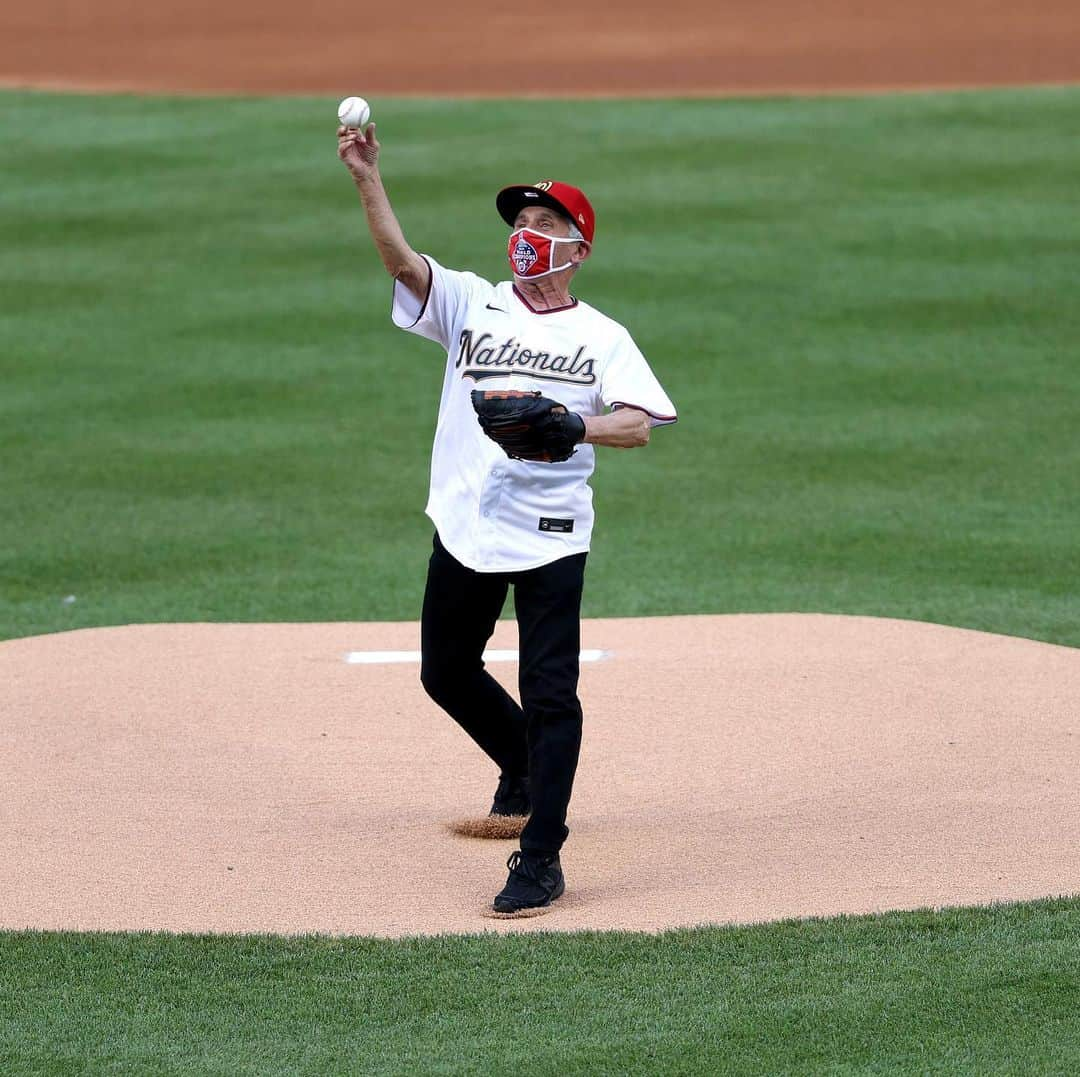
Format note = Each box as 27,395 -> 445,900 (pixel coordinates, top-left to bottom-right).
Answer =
565,218 -> 585,241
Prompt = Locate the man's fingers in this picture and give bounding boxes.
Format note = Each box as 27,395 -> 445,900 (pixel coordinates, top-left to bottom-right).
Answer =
337,123 -> 377,158
336,121 -> 378,175
338,137 -> 366,162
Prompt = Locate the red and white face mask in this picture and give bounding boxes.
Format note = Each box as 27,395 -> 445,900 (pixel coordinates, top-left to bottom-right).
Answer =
507,228 -> 583,280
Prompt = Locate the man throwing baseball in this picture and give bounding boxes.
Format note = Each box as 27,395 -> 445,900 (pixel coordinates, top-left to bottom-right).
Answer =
338,119 -> 677,916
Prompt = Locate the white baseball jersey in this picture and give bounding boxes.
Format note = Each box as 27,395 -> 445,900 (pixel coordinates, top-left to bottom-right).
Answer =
392,255 -> 677,573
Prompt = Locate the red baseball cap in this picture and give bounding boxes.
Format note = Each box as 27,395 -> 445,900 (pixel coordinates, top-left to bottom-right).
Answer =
496,181 -> 596,244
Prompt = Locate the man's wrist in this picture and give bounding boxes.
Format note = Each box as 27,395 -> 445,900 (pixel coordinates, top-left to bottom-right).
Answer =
353,169 -> 382,191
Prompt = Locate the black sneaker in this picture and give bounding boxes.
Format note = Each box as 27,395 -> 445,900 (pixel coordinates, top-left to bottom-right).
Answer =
492,850 -> 565,915
491,773 -> 531,817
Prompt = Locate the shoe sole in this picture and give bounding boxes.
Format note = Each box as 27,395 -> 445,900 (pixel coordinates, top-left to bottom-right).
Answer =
448,814 -> 528,840
481,903 -> 556,920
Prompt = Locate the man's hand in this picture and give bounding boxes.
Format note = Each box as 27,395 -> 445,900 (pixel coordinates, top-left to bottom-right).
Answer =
338,123 -> 380,185
471,390 -> 586,463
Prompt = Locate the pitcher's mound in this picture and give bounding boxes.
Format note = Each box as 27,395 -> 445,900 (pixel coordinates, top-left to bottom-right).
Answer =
1,614 -> 1077,937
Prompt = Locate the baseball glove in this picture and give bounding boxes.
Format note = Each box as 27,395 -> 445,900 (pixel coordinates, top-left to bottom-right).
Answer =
471,389 -> 586,463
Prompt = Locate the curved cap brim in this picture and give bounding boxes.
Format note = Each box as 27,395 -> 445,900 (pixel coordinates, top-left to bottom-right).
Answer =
496,186 -> 576,229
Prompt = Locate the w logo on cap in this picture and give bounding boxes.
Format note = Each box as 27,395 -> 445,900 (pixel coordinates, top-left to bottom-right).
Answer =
512,237 -> 538,275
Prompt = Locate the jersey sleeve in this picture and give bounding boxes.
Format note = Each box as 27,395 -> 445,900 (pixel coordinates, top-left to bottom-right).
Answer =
390,255 -> 491,350
600,331 -> 678,426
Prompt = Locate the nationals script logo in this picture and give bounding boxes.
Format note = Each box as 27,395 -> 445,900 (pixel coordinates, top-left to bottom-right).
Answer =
511,237 -> 539,275
456,330 -> 598,386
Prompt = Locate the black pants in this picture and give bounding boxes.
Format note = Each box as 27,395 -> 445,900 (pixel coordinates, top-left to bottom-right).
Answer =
420,532 -> 587,855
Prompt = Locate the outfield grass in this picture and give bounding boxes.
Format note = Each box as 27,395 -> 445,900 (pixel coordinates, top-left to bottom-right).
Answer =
2,88 -> 1079,1073
2,88 -> 1079,644
2,900 -> 1079,1076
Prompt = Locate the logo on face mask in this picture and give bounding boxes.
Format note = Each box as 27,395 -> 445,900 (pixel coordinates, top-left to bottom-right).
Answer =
511,236 -> 539,276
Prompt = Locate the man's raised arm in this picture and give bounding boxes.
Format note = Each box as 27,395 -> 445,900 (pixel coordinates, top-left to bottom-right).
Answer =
337,123 -> 430,302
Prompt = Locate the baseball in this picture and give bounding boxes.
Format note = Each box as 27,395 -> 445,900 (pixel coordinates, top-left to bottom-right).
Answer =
337,96 -> 371,129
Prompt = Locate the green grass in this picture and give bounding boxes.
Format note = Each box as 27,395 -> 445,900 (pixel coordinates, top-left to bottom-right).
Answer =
3,88 -> 1080,1073
2,88 -> 1079,643
2,900 -> 1079,1076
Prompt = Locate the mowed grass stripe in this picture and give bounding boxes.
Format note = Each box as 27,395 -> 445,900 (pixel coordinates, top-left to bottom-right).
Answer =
1,899 -> 1078,1076
2,88 -> 1079,1073
1,89 -> 1079,642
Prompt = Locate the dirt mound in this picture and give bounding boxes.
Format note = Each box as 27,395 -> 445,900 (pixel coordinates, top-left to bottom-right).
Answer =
2,614 -> 1076,937
1,1 -> 1078,96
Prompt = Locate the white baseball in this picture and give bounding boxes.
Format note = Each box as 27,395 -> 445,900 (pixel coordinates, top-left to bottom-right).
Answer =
337,96 -> 371,129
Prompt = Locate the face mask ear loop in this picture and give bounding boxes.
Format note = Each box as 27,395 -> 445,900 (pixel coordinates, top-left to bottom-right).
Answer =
512,261 -> 573,280
508,229 -> 582,279
548,235 -> 579,275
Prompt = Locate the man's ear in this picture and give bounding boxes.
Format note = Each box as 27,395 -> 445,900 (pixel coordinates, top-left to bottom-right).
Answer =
572,242 -> 591,266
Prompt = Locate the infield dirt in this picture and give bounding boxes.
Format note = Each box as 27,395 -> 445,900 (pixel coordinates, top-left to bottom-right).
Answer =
2,0 -> 1079,96
3,615 -> 1078,937
4,2 -> 1079,937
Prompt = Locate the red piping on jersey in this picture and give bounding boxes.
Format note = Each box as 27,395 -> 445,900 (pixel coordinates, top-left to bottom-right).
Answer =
512,285 -> 578,315
610,401 -> 679,423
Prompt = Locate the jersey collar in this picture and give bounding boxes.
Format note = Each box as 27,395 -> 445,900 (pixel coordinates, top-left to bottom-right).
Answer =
512,285 -> 578,315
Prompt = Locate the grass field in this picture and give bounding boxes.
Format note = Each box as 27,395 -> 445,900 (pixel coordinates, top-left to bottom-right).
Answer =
2,88 -> 1079,644
3,900 -> 1079,1075
2,87 -> 1079,1073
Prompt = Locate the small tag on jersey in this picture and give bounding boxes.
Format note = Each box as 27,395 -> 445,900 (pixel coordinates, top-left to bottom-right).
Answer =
539,517 -> 574,533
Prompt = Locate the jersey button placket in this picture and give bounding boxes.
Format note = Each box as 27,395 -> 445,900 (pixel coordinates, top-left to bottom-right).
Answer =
478,465 -> 505,563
